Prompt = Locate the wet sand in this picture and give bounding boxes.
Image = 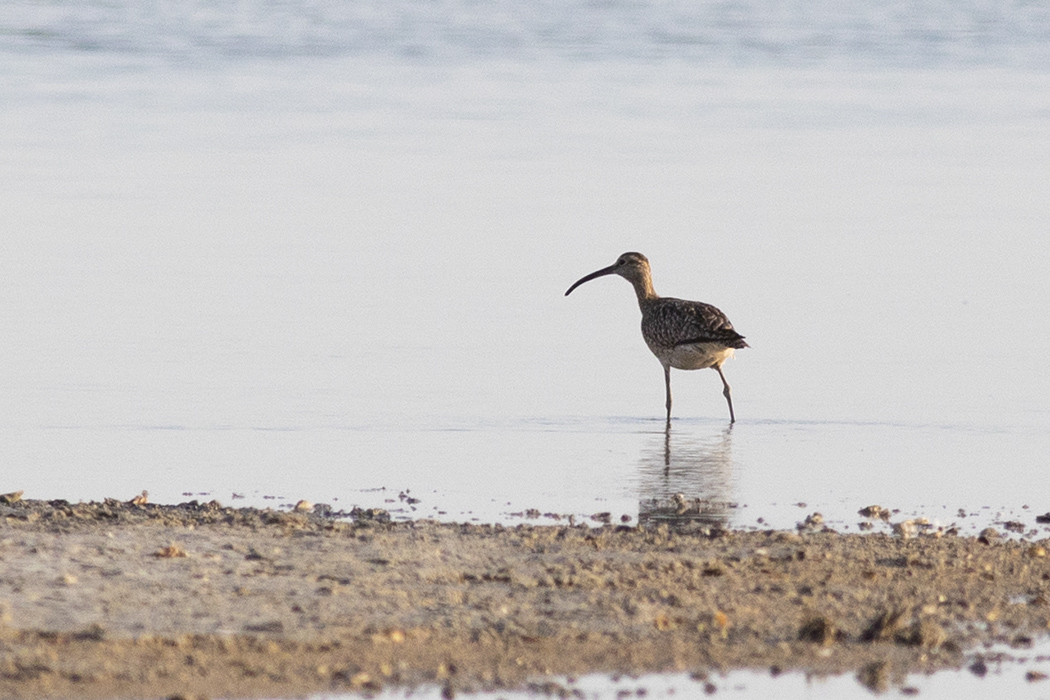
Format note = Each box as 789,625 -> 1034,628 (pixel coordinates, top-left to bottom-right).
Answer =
1,495 -> 1049,699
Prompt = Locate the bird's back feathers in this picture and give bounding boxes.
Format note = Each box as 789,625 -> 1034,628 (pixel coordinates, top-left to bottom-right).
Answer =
641,297 -> 748,351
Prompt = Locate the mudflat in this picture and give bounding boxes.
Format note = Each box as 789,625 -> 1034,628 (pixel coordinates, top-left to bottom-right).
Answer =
1,496 -> 1049,699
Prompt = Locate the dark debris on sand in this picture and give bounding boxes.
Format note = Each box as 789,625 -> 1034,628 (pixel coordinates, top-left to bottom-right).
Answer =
0,497 -> 1049,699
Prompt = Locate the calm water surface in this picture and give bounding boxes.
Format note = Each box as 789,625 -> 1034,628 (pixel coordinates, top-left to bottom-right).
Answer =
2,5 -> 1050,531
305,636 -> 1050,698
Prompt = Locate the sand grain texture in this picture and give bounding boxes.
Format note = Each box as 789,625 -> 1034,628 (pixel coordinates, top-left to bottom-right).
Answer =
1,498 -> 1049,698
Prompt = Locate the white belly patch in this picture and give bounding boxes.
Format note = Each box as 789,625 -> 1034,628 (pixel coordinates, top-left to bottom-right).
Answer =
656,342 -> 734,371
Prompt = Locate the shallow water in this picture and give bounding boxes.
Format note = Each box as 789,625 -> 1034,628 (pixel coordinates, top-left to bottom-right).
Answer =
300,637 -> 1050,699
3,4 -> 1050,530
304,648 -> 1050,700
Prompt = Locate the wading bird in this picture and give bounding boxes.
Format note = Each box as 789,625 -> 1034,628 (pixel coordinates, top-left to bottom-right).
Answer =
565,252 -> 747,423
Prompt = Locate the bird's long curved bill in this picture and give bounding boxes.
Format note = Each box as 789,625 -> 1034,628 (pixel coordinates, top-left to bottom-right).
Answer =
564,264 -> 617,296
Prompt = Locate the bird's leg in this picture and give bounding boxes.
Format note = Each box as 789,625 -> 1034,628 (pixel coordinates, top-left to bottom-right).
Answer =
663,418 -> 671,469
715,366 -> 736,423
663,365 -> 672,421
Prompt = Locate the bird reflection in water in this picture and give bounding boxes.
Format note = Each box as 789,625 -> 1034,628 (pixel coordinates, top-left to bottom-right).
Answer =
637,422 -> 735,531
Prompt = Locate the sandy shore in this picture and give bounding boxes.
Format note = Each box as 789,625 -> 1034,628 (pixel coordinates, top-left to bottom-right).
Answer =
1,495 -> 1049,699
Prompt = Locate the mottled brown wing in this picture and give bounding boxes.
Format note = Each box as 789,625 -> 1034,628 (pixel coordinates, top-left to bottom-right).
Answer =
642,297 -> 748,350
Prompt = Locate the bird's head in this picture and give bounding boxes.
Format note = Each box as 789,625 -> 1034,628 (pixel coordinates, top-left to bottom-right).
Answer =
565,252 -> 651,296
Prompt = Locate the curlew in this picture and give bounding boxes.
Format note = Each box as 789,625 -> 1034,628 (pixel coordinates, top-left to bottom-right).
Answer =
565,252 -> 748,423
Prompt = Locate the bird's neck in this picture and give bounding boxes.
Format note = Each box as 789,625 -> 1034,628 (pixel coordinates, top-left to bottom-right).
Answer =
629,275 -> 658,310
